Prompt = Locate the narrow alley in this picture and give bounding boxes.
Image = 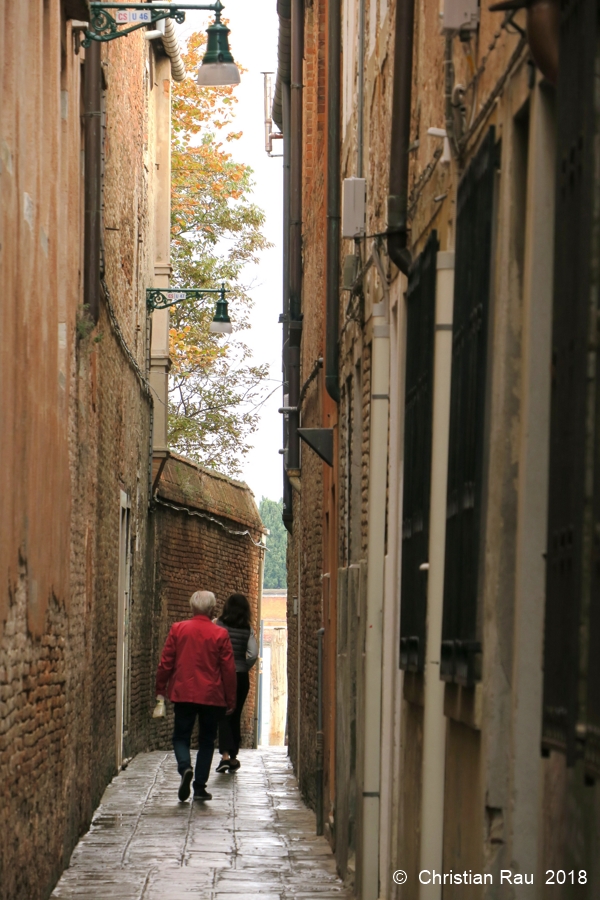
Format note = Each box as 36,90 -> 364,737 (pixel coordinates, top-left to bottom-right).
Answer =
50,749 -> 348,900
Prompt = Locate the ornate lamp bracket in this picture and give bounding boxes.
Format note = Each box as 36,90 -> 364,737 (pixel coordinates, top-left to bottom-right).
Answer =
84,2 -> 223,47
146,285 -> 227,312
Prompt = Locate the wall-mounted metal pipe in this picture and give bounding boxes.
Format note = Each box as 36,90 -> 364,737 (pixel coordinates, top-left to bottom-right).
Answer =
162,17 -> 186,82
316,626 -> 325,835
419,250 -> 455,900
325,0 -> 341,402
357,0 -> 365,177
287,0 -> 304,467
360,246 -> 390,899
387,0 -> 416,276
83,39 -> 102,323
281,79 -> 294,531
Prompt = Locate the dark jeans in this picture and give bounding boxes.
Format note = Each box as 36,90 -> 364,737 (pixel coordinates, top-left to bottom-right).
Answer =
218,672 -> 250,758
172,702 -> 225,790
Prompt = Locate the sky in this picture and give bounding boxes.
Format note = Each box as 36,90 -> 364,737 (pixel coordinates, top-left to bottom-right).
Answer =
176,2 -> 284,505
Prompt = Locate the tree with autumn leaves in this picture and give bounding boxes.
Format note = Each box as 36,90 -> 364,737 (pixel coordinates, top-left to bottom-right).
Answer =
168,32 -> 270,477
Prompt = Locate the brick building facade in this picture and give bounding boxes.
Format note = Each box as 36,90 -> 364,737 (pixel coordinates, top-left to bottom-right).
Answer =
0,5 -> 244,899
274,0 -> 600,897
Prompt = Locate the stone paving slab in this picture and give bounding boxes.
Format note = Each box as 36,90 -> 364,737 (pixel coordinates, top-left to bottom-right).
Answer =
51,748 -> 352,900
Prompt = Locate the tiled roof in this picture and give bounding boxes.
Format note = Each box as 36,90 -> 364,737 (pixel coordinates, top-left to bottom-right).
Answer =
156,453 -> 265,533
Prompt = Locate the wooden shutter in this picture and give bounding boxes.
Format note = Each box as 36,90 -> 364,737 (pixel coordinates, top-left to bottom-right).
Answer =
543,0 -> 600,770
441,128 -> 497,687
400,231 -> 438,672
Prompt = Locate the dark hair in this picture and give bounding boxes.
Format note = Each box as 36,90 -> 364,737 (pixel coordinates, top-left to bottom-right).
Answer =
221,593 -> 251,629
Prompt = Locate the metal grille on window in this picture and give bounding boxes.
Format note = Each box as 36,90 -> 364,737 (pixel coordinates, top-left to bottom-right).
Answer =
399,231 -> 438,672
440,128 -> 497,687
543,0 -> 600,773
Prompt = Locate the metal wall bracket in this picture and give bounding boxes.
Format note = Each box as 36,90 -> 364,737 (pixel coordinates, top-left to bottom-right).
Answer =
298,428 -> 334,467
84,2 -> 222,46
146,286 -> 226,311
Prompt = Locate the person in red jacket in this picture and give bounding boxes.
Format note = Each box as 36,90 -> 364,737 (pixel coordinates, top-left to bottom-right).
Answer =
155,590 -> 237,802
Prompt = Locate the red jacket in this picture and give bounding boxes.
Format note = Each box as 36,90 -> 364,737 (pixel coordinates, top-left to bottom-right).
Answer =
156,614 -> 237,709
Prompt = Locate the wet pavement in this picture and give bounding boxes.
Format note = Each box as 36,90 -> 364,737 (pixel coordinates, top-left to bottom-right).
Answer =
51,748 -> 350,899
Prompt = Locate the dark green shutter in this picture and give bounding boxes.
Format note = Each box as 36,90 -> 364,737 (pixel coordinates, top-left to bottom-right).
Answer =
400,231 -> 438,672
543,0 -> 600,771
441,128 -> 497,687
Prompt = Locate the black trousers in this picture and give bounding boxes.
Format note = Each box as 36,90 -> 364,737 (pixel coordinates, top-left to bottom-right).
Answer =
172,702 -> 225,790
218,672 -> 250,758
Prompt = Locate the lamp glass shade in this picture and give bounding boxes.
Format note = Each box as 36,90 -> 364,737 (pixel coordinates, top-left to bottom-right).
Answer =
209,320 -> 233,334
197,61 -> 240,86
197,13 -> 240,87
210,293 -> 233,333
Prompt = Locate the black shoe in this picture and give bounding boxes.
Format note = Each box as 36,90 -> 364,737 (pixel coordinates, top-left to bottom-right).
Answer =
227,758 -> 240,771
215,758 -> 230,773
193,787 -> 213,801
178,768 -> 193,802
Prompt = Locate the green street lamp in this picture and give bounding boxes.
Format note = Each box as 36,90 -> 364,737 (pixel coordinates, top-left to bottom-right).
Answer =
146,285 -> 233,334
196,2 -> 240,86
84,2 -> 240,87
209,293 -> 233,333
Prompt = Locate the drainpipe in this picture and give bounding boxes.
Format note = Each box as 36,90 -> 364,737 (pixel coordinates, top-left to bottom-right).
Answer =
272,0 -> 293,527
316,626 -> 325,834
287,0 -> 303,476
83,39 -> 102,323
161,17 -> 186,82
258,619 -> 265,745
325,0 -> 341,402
282,77 -> 294,529
387,0 -> 415,276
357,0 -> 365,177
418,250 -> 454,900
361,246 -> 390,900
255,535 -> 267,748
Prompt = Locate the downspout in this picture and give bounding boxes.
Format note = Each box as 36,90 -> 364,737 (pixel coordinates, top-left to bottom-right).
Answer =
258,619 -> 265,744
387,0 -> 415,275
325,0 -> 341,402
162,17 -> 186,82
418,251 -> 454,900
83,39 -> 102,323
254,535 -> 266,748
282,80 -> 294,528
145,2 -> 186,81
272,1 -> 294,528
357,0 -> 365,177
287,0 -> 303,475
316,626 -> 325,834
361,245 -> 390,900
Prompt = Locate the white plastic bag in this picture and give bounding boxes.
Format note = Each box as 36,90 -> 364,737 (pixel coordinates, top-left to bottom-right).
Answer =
152,696 -> 166,718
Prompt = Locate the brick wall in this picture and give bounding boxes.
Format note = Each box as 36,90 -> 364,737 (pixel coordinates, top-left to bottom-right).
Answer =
284,0 -> 329,811
147,455 -> 264,755
0,7 -> 160,899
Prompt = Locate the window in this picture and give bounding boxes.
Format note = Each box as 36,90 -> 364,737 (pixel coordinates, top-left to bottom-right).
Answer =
543,0 -> 600,775
441,128 -> 498,686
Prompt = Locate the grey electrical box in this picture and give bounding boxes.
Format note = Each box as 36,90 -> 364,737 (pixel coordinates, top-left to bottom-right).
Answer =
342,177 -> 366,239
442,0 -> 479,32
342,254 -> 360,290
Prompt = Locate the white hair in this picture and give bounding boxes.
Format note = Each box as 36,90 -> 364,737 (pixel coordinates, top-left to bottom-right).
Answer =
190,590 -> 216,616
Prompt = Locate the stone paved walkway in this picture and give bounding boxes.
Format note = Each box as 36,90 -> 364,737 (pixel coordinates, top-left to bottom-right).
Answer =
51,748 -> 350,899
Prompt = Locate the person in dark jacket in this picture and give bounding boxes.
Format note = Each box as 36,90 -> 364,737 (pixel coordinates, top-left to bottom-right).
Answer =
214,593 -> 258,772
156,590 -> 237,802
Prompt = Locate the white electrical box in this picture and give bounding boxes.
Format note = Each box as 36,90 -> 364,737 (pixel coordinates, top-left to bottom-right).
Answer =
342,178 -> 366,239
441,0 -> 479,32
